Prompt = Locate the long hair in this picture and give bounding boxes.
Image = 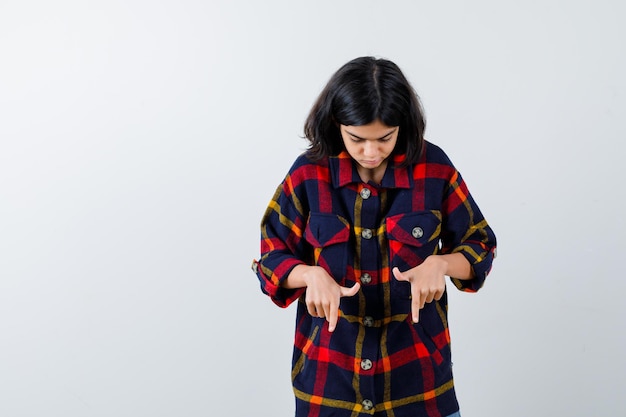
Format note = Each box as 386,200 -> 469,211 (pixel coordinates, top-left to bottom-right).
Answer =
304,57 -> 426,166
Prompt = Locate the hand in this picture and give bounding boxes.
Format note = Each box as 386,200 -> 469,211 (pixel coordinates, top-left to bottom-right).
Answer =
302,266 -> 360,332
392,256 -> 448,323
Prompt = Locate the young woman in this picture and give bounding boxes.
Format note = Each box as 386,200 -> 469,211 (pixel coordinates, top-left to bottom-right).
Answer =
252,56 -> 497,417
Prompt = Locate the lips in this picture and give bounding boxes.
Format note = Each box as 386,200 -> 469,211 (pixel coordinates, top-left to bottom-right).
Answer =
361,159 -> 382,166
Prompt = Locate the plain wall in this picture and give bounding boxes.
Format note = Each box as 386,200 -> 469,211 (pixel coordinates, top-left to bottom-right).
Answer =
1,0 -> 624,415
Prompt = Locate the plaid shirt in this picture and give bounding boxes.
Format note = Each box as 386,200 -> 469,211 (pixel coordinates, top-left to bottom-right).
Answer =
253,141 -> 497,417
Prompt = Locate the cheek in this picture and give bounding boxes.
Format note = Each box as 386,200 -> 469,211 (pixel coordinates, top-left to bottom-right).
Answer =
383,143 -> 395,154
346,144 -> 362,155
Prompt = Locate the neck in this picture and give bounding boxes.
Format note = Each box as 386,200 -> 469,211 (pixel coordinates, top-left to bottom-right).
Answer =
357,160 -> 388,184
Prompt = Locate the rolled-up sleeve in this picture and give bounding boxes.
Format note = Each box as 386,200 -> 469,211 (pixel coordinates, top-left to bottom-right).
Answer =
253,177 -> 309,307
440,169 -> 497,292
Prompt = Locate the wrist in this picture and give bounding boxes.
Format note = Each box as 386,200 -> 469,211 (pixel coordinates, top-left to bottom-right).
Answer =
424,255 -> 449,276
301,265 -> 324,286
433,252 -> 474,280
285,265 -> 322,288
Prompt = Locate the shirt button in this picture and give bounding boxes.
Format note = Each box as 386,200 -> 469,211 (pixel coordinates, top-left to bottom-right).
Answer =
363,316 -> 374,327
361,228 -> 373,239
360,188 -> 371,199
361,359 -> 373,370
412,226 -> 424,239
362,399 -> 374,411
360,273 -> 372,284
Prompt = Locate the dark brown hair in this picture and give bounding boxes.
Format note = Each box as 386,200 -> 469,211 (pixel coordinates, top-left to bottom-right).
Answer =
304,57 -> 426,165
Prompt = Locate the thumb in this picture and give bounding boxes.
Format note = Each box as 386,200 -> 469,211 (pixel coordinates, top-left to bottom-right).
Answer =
392,267 -> 408,282
340,282 -> 361,298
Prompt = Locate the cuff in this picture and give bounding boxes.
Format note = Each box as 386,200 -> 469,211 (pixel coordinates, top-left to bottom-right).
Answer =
450,245 -> 497,293
252,259 -> 305,308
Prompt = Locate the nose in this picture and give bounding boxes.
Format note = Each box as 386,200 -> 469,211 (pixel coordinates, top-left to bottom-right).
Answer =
363,141 -> 377,157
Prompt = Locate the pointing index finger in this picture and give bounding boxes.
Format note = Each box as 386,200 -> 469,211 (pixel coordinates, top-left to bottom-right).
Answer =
328,299 -> 339,332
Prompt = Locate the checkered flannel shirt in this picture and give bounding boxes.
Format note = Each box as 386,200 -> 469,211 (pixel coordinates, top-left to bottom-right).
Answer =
253,141 -> 497,417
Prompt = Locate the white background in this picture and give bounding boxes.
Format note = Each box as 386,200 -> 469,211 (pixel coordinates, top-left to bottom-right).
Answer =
1,1 -> 624,416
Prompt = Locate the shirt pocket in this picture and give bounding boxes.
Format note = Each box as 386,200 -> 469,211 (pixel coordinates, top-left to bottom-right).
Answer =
304,212 -> 351,285
386,210 -> 442,299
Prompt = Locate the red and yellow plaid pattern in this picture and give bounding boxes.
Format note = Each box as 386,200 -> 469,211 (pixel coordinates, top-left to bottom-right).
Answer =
253,141 -> 497,417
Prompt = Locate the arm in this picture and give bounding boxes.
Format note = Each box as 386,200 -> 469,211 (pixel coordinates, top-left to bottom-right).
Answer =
439,160 -> 497,292
254,157 -> 361,315
394,146 -> 496,322
253,175 -> 309,307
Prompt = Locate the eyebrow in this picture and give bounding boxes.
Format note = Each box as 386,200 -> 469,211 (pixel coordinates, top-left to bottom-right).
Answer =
344,127 -> 397,141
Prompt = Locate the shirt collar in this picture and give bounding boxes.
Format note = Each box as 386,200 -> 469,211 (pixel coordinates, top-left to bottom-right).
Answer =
329,151 -> 413,189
